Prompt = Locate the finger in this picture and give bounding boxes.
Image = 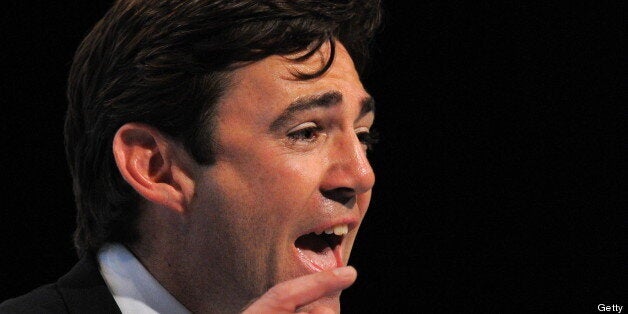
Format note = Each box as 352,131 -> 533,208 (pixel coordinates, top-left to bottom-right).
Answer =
268,266 -> 357,309
246,266 -> 357,312
308,306 -> 336,314
307,306 -> 336,314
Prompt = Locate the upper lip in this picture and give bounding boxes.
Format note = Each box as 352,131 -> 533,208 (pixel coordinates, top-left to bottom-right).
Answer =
301,215 -> 360,237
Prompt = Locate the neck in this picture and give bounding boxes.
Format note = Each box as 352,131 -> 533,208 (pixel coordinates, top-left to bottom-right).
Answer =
130,216 -> 255,313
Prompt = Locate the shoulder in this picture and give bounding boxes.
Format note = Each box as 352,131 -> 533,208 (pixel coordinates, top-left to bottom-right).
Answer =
0,284 -> 67,313
1,253 -> 120,314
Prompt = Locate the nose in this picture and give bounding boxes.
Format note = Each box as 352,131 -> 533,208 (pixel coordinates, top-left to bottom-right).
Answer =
320,131 -> 376,203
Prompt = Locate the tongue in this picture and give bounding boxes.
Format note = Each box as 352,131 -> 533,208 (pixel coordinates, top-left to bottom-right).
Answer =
295,233 -> 337,271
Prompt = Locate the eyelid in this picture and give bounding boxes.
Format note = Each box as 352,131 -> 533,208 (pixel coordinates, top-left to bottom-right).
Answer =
288,121 -> 318,133
355,126 -> 370,133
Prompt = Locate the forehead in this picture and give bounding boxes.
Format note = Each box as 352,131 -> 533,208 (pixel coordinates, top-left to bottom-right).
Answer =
217,42 -> 368,122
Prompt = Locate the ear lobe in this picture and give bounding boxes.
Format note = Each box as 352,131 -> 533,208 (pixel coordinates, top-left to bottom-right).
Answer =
113,123 -> 192,213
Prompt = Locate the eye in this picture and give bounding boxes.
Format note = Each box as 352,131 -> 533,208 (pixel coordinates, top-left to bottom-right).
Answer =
287,122 -> 322,142
356,127 -> 379,151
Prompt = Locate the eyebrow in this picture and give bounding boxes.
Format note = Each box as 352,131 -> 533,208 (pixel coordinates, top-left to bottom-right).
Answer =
360,95 -> 375,117
270,91 -> 375,131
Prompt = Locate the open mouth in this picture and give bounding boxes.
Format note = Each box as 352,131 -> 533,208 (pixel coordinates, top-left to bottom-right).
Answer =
294,224 -> 347,272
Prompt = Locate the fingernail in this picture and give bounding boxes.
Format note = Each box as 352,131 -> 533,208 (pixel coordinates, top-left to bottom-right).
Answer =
333,266 -> 356,278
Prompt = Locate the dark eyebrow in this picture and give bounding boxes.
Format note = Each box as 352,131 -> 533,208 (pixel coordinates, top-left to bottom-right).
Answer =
269,91 -> 376,131
270,91 -> 342,130
360,95 -> 376,118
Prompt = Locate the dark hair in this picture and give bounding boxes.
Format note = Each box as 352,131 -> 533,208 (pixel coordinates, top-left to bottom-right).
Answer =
65,0 -> 382,256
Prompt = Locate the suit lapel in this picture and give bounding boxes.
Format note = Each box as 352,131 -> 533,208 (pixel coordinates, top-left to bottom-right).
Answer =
57,254 -> 122,314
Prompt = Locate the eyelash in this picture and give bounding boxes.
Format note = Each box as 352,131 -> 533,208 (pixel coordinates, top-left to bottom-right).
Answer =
357,129 -> 379,151
287,125 -> 323,142
287,125 -> 379,151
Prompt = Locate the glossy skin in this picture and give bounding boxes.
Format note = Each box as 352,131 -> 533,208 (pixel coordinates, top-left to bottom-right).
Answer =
155,42 -> 375,312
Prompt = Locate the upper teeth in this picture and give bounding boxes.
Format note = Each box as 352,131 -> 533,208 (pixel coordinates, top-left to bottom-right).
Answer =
316,224 -> 348,236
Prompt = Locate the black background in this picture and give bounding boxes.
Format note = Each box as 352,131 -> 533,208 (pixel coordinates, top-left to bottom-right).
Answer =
2,2 -> 625,313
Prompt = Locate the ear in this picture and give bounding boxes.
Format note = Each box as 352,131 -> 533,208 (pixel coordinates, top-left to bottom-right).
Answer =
112,123 -> 196,213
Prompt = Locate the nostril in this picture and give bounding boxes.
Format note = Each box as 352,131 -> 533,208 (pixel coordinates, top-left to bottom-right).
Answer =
321,187 -> 354,205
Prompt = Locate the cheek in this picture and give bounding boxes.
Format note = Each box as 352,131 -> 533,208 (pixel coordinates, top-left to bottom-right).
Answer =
356,190 -> 372,216
247,153 -> 323,204
206,153 -> 324,243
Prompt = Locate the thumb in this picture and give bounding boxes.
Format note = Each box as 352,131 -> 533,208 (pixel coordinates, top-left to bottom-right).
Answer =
242,266 -> 357,313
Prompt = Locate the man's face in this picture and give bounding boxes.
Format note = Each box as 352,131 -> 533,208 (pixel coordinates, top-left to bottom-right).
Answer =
181,42 -> 375,311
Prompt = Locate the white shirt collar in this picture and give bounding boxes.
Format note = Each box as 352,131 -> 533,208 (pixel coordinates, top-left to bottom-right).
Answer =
97,243 -> 191,314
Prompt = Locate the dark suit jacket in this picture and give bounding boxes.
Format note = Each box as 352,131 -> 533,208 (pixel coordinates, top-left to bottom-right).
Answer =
0,255 -> 122,313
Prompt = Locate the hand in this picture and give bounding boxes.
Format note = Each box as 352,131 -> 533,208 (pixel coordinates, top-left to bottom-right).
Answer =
242,266 -> 357,314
